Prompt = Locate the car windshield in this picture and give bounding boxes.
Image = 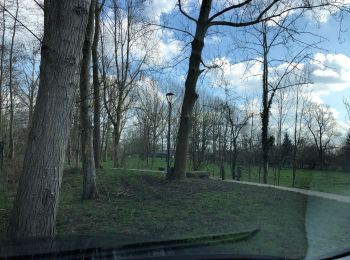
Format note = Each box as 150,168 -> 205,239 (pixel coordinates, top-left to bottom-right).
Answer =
1,0 -> 350,259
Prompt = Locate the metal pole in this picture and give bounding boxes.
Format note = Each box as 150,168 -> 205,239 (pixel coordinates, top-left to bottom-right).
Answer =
167,101 -> 171,174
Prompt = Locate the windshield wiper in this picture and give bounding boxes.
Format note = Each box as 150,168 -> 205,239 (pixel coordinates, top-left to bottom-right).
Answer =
0,229 -> 261,259
116,228 -> 260,253
87,229 -> 263,259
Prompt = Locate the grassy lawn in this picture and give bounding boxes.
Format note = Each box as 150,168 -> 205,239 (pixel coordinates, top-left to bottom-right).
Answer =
1,165 -> 350,258
121,156 -> 350,196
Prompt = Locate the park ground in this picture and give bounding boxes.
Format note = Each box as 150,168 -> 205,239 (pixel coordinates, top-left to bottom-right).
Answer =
122,156 -> 350,196
1,161 -> 350,258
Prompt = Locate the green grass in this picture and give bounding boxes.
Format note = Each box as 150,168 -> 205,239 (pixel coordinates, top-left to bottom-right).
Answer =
57,168 -> 312,258
121,156 -> 350,196
2,165 -> 350,258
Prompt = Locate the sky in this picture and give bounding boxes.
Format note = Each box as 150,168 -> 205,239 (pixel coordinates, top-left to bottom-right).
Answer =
6,0 -> 350,135
144,0 -> 350,133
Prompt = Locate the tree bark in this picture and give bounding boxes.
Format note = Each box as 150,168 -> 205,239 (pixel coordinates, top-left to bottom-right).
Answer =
170,0 -> 212,179
7,0 -> 19,160
103,118 -> 110,162
0,0 -> 6,170
231,139 -> 237,180
261,29 -> 269,184
113,124 -> 121,167
292,88 -> 299,187
7,0 -> 91,239
28,51 -> 38,128
92,1 -> 102,169
80,0 -> 98,200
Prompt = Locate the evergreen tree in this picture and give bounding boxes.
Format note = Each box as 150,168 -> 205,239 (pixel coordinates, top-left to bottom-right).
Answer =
282,132 -> 293,166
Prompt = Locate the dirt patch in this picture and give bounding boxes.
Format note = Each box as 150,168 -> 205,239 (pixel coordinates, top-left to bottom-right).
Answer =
113,174 -> 250,202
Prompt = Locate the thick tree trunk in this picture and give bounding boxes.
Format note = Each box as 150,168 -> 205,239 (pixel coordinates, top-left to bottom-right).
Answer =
7,0 -> 18,160
80,0 -> 98,200
7,0 -> 91,239
92,1 -> 102,169
170,0 -> 212,180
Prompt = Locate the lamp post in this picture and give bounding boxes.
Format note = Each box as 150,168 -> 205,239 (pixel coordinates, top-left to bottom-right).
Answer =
166,92 -> 174,175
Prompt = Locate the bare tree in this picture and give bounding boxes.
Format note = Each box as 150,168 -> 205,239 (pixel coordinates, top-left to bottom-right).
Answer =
80,0 -> 98,199
102,0 -> 153,167
92,0 -> 105,169
0,0 -> 6,168
7,0 -> 19,160
135,80 -> 166,167
189,97 -> 212,171
223,102 -> 250,179
305,102 -> 338,170
272,87 -> 293,184
171,0 -> 338,179
291,87 -> 309,186
7,0 -> 91,239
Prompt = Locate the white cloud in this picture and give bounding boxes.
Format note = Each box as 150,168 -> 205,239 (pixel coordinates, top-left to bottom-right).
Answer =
330,107 -> 340,119
154,36 -> 182,64
145,0 -> 176,21
16,0 -> 43,44
208,57 -> 262,91
310,53 -> 350,94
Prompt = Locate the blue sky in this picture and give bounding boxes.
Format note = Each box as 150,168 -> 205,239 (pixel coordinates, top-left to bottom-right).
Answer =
10,0 -> 350,134
145,0 -> 350,133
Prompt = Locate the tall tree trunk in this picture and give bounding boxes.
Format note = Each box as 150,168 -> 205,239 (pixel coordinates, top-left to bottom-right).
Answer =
80,0 -> 98,200
113,126 -> 121,167
67,138 -> 71,166
292,88 -> 299,187
261,29 -> 269,184
92,1 -> 102,169
28,53 -> 37,128
103,119 -> 110,162
100,116 -> 106,160
171,0 -> 212,179
112,95 -> 122,167
276,97 -> 282,186
0,0 -> 6,170
319,147 -> 323,170
231,139 -> 237,180
7,0 -> 19,160
248,114 -> 254,182
72,103 -> 80,169
7,0 -> 91,239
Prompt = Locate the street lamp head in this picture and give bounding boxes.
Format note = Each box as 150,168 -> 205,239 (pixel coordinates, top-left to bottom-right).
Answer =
166,92 -> 175,104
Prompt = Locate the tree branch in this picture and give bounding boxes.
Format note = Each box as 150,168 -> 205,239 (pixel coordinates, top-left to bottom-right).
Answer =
0,3 -> 42,42
208,0 -> 253,22
209,0 -> 279,28
178,0 -> 197,23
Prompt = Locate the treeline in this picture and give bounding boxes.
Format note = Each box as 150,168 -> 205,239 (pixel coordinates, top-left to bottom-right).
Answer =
123,89 -> 350,179
1,0 -> 350,239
